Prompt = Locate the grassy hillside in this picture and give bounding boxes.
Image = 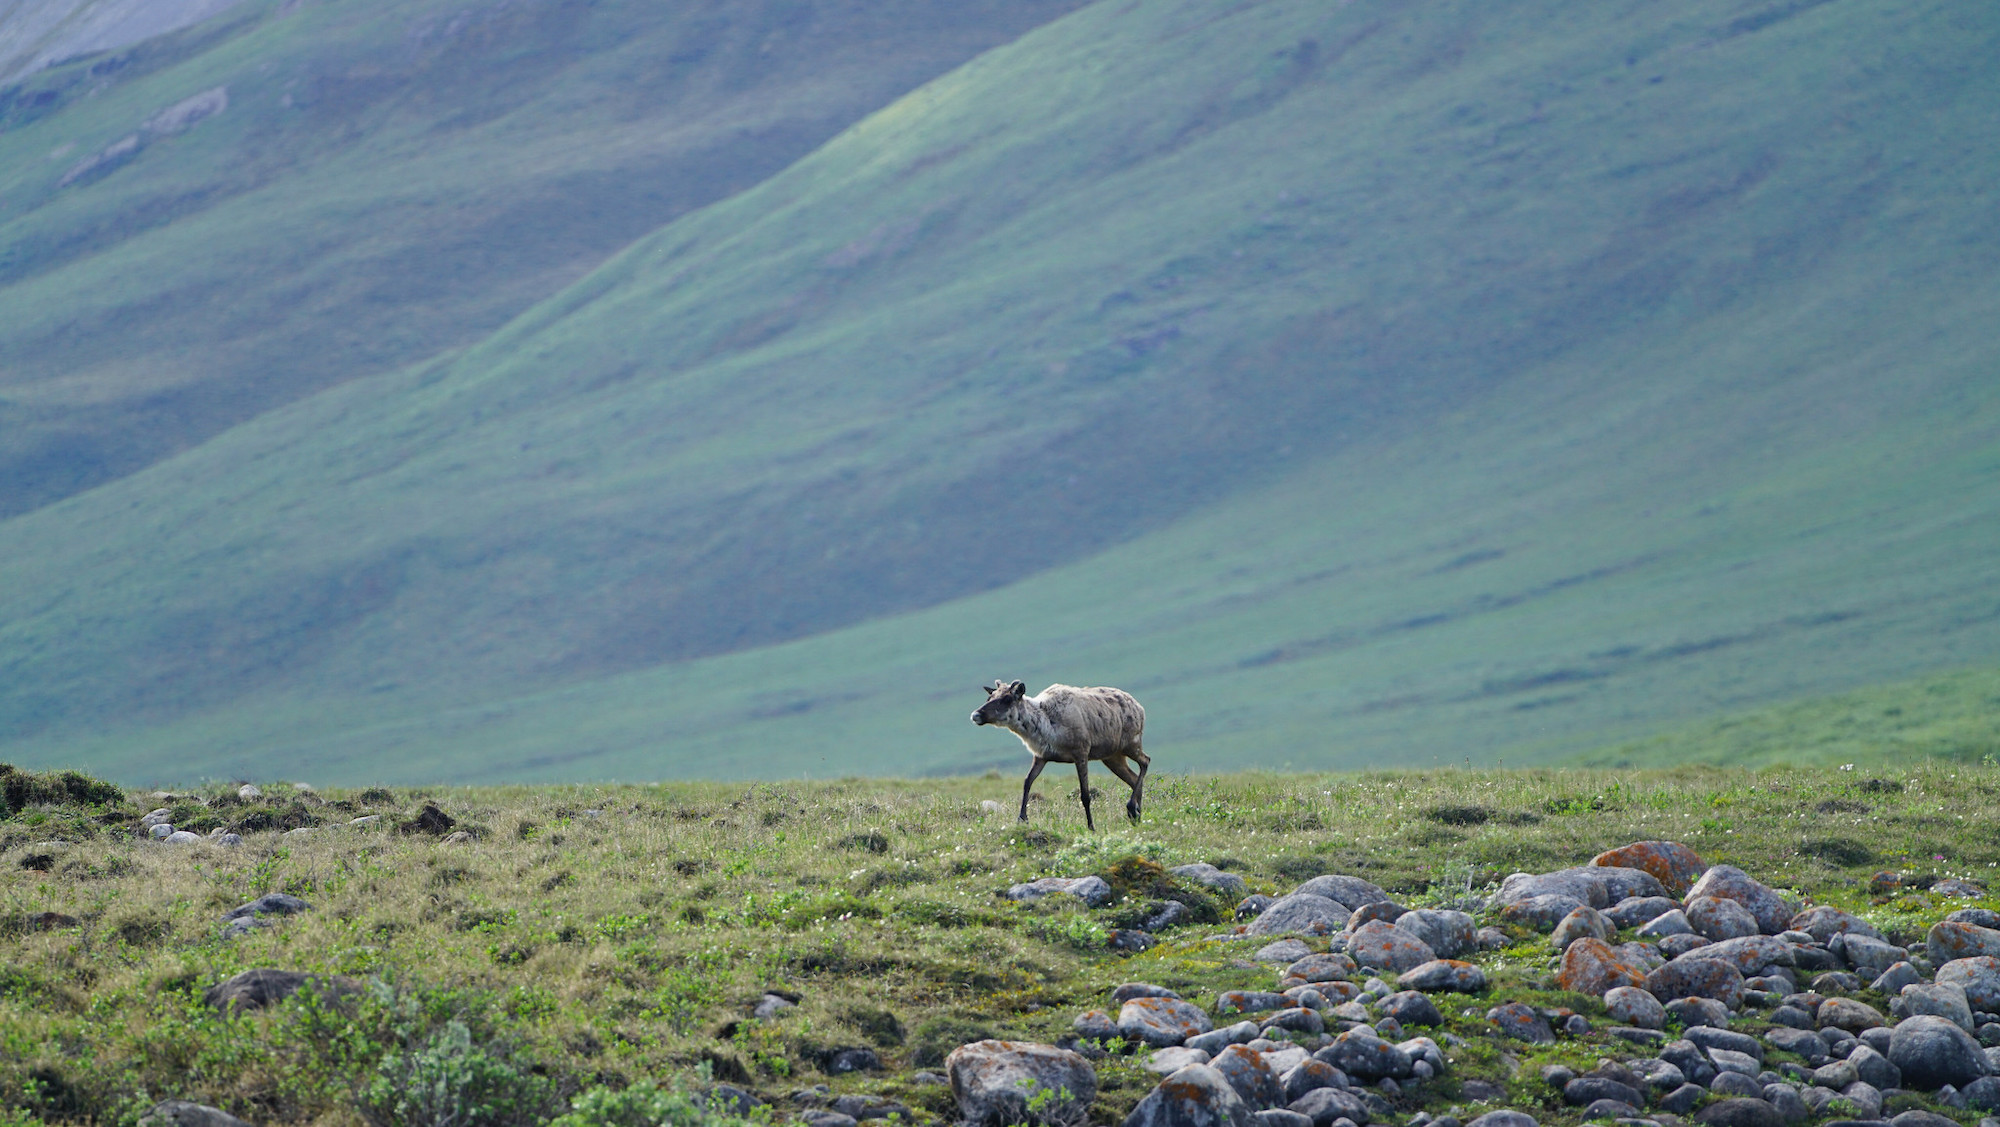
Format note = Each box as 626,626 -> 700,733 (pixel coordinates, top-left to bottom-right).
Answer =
4,764 -> 1998,1125
3,0 -> 1999,781
0,0 -> 1087,515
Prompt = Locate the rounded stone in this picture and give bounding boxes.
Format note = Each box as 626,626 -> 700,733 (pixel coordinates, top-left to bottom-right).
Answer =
1248,894 -> 1353,938
1694,1097 -> 1787,1127
1688,896 -> 1763,941
1287,954 -> 1358,984
1486,1002 -> 1554,1044
1937,957 -> 2000,1014
1606,986 -> 1666,1029
1560,938 -> 1649,996
1930,921 -> 2000,962
1211,1044 -> 1287,1110
1685,866 -> 1796,935
1285,1087 -> 1369,1127
1647,958 -> 1746,1009
949,1041 -> 1099,1127
1594,841 -> 1707,897
1122,997 -> 1217,1047
1817,998 -> 1887,1034
1175,864 -> 1251,900
1292,875 -> 1391,912
1887,1015 -> 1993,1090
1346,921 -> 1435,974
1396,959 -> 1486,993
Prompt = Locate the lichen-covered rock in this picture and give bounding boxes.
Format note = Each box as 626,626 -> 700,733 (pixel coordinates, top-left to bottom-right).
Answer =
1346,921 -> 1434,973
1492,866 -> 1665,913
1765,1027 -> 1829,1061
1937,957 -> 2000,1014
1608,896 -> 1681,928
1318,1028 -> 1413,1080
1148,1048 -> 1214,1075
1247,894 -> 1352,937
1210,1044 -> 1286,1110
1639,909 -> 1695,938
1684,935 -> 1794,975
1688,896 -> 1763,941
1500,893 -> 1586,930
137,1101 -> 255,1127
1931,922 -> 2000,962
1647,958 -> 1746,1009
1606,986 -> 1666,1029
1217,992 -> 1294,1016
1076,1010 -> 1120,1041
1175,864 -> 1250,901
1279,1060 -> 1345,1104
1394,910 -> 1476,959
1595,841 -> 1707,897
1817,997 -> 1887,1033
1379,991 -> 1442,1027
1116,984 -> 1184,1003
1694,1097 -> 1788,1127
1901,982 -> 1978,1032
1836,931 -> 1907,973
1397,959 -> 1486,993
1261,1008 -> 1324,1036
1286,1086 -> 1371,1127
1006,876 -> 1114,908
1256,939 -> 1313,963
1286,954 -> 1358,984
1873,962 -> 1923,995
1550,906 -> 1616,951
1122,997 -> 1216,1047
1667,996 -> 1732,1029
1125,1064 -> 1253,1127
1487,1001 -> 1555,1044
1790,907 -> 1884,945
1889,1015 -> 1994,1090
1187,1021 -> 1262,1057
1559,938 -> 1649,996
948,1040 -> 1099,1127
1292,875 -> 1390,912
1684,865 -> 1796,935
1464,1113 -> 1537,1127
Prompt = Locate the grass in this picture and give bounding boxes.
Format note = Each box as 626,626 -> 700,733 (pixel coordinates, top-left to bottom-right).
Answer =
4,762 -> 1999,1125
3,0 -> 2000,781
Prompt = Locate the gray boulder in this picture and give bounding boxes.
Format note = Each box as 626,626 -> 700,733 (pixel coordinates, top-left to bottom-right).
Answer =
1319,1029 -> 1412,1080
1293,875 -> 1390,912
1608,896 -> 1681,928
1687,896 -> 1763,941
1253,1112 -> 1313,1127
1395,910 -> 1475,958
1639,910 -> 1695,939
1464,1113 -> 1536,1127
204,968 -> 357,1012
1685,1025 -> 1764,1063
222,893 -> 312,921
1900,982 -> 1977,1032
1931,922 -> 2000,962
137,1102 -> 255,1127
1211,1044 -> 1286,1110
1006,876 -> 1113,908
1345,921 -> 1434,973
1125,1064 -> 1253,1127
1888,1015 -> 1993,1090
1248,895 -> 1352,937
1121,997 -> 1215,1047
1286,1087 -> 1371,1127
1937,957 -> 2000,1015
1693,1098 -> 1788,1127
1790,907 -> 1884,945
1174,864 -> 1250,900
947,1040 -> 1098,1127
1685,866 -> 1796,935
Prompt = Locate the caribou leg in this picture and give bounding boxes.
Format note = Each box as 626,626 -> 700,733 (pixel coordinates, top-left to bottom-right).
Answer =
1102,755 -> 1144,822
1075,759 -> 1095,831
1019,757 -> 1047,822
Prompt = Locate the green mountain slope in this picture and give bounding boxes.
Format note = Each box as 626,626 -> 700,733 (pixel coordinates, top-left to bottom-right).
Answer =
3,0 -> 1998,781
0,0 -> 1087,515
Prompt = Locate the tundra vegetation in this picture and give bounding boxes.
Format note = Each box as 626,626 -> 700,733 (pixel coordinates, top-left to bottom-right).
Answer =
3,761 -> 1999,1126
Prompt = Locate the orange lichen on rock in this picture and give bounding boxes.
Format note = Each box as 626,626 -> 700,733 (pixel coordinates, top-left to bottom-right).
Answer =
1557,937 -> 1649,996
1592,841 -> 1706,897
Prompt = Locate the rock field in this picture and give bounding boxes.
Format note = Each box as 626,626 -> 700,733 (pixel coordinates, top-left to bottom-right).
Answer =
941,845 -> 2000,1127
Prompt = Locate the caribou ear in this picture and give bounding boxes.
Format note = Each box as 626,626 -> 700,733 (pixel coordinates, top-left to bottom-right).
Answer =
981,684 -> 995,694
1010,680 -> 1026,696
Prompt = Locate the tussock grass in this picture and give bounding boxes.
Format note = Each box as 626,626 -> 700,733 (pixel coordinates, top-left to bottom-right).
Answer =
3,763 -> 1999,1124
